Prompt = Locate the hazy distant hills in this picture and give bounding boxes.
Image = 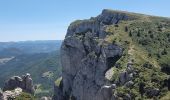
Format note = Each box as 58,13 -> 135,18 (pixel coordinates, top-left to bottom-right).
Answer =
0,40 -> 62,97
0,40 -> 62,57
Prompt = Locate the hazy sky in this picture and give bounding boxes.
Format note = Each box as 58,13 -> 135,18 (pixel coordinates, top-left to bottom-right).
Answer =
0,0 -> 169,42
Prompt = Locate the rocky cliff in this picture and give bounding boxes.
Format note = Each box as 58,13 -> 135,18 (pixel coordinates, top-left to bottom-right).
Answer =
54,9 -> 170,100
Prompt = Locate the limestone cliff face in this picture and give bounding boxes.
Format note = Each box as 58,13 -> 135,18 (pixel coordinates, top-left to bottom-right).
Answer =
54,9 -> 137,100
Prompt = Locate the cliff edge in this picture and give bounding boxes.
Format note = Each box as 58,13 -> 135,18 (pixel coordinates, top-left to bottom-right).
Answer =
54,9 -> 170,100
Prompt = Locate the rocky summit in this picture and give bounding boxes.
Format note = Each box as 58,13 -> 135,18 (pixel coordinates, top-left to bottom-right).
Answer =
54,9 -> 170,100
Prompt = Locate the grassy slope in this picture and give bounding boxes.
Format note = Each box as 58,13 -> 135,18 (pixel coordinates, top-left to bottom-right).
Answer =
104,11 -> 170,99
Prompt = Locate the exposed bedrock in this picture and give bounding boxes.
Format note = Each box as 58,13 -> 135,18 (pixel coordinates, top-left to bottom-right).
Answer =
54,9 -> 137,100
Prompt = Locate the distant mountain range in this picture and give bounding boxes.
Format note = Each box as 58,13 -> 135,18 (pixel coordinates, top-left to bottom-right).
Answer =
0,40 -> 62,58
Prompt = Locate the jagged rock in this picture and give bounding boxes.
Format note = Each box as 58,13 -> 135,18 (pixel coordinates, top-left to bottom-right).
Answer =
97,85 -> 116,100
97,9 -> 132,25
118,71 -> 132,85
60,40 -> 122,100
22,73 -> 35,94
126,65 -> 134,74
3,73 -> 35,94
66,9 -> 135,39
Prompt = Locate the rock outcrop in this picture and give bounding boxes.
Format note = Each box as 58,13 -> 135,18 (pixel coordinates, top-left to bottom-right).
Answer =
53,9 -> 138,100
3,73 -> 35,94
54,9 -> 170,100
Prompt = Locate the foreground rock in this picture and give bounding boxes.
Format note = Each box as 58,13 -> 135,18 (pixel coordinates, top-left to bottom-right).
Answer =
3,73 -> 35,94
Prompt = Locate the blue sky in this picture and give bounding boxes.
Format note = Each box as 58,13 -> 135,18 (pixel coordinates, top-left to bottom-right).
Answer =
0,0 -> 169,42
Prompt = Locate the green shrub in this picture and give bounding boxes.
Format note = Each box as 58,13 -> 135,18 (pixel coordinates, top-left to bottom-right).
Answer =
55,77 -> 62,87
15,92 -> 35,100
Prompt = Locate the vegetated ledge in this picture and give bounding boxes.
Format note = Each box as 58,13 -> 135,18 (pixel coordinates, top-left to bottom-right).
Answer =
53,9 -> 170,100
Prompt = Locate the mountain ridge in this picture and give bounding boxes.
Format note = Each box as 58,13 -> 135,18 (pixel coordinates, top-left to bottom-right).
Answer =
54,9 -> 170,100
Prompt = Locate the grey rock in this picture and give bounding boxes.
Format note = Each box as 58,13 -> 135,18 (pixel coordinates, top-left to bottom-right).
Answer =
66,19 -> 101,38
118,71 -> 133,85
61,35 -> 122,100
0,90 -> 3,100
119,71 -> 130,85
126,60 -> 134,74
102,44 -> 123,58
54,9 -> 137,100
24,74 -> 35,94
111,94 -> 117,100
111,84 -> 116,89
3,73 -> 35,94
124,81 -> 134,88
127,61 -> 133,68
97,9 -> 133,25
66,9 -> 135,39
97,85 -> 114,100
0,91 -> 3,96
126,66 -> 134,74
53,82 -> 63,100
